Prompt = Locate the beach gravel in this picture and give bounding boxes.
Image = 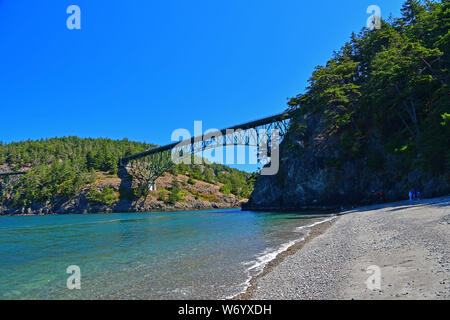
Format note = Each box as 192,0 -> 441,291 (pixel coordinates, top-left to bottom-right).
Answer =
250,196 -> 450,300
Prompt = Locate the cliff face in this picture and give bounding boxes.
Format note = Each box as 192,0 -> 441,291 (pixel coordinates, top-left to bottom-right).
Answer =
244,1 -> 450,211
244,113 -> 450,211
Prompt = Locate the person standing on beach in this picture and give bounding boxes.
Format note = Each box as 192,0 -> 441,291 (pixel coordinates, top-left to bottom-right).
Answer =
409,191 -> 412,201
377,191 -> 384,202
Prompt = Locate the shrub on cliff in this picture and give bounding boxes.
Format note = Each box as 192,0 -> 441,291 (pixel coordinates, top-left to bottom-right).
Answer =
86,186 -> 119,207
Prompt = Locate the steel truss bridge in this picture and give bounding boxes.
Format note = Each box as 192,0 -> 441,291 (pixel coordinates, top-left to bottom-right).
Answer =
119,111 -> 293,189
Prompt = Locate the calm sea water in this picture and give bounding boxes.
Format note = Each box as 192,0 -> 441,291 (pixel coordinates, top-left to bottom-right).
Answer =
0,209 -> 334,299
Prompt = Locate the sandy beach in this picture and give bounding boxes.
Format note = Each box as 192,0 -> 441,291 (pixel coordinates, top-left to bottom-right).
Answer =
238,196 -> 449,300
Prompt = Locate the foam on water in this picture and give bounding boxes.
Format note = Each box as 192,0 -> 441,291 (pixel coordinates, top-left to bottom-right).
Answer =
228,215 -> 337,299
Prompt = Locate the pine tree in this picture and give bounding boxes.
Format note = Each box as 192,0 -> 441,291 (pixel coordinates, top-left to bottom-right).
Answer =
400,0 -> 426,25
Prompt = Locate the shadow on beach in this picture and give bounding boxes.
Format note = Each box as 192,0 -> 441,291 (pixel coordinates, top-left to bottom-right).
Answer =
338,195 -> 450,216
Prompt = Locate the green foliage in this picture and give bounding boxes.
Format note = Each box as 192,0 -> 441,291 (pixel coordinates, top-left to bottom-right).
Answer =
187,176 -> 196,185
287,0 -> 449,174
86,186 -> 119,206
194,191 -> 219,202
164,179 -> 184,204
132,183 -> 151,200
0,137 -> 153,207
9,161 -> 94,207
0,135 -> 257,208
169,162 -> 256,199
203,167 -> 215,184
219,183 -> 232,195
157,189 -> 169,202
441,113 -> 450,126
0,137 -> 154,173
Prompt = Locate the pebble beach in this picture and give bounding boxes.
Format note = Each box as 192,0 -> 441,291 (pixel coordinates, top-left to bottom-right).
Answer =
237,196 -> 450,300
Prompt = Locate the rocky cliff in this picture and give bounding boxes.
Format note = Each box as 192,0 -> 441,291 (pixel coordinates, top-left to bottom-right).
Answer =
244,2 -> 450,211
244,112 -> 449,211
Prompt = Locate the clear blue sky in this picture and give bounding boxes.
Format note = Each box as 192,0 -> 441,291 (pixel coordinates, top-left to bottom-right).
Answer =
0,0 -> 405,146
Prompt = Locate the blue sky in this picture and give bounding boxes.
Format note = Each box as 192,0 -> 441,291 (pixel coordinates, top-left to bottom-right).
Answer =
0,0 -> 405,148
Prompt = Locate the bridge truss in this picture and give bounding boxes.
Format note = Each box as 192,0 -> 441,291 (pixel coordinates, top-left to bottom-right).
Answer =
119,111 -> 293,190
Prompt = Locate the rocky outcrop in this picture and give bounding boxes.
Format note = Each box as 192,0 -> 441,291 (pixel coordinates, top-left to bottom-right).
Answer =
1,172 -> 244,215
244,113 -> 450,211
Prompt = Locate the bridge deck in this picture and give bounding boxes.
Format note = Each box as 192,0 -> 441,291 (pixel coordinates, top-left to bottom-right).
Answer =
121,111 -> 293,163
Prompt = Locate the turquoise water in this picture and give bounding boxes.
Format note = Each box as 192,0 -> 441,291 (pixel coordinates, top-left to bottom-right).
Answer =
0,209 -> 334,299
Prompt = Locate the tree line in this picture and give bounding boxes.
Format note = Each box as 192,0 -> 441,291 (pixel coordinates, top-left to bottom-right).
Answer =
0,137 -> 154,207
287,0 -> 449,177
0,136 -> 256,208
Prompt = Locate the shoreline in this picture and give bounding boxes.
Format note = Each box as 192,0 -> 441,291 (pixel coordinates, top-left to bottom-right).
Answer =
240,196 -> 450,300
232,216 -> 338,300
0,203 -> 243,217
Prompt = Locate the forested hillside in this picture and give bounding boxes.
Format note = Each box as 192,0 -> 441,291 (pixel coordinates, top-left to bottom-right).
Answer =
246,0 -> 449,210
0,137 -> 255,214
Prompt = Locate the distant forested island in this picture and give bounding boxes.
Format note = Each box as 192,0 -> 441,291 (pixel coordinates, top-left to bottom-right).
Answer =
0,137 -> 256,215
